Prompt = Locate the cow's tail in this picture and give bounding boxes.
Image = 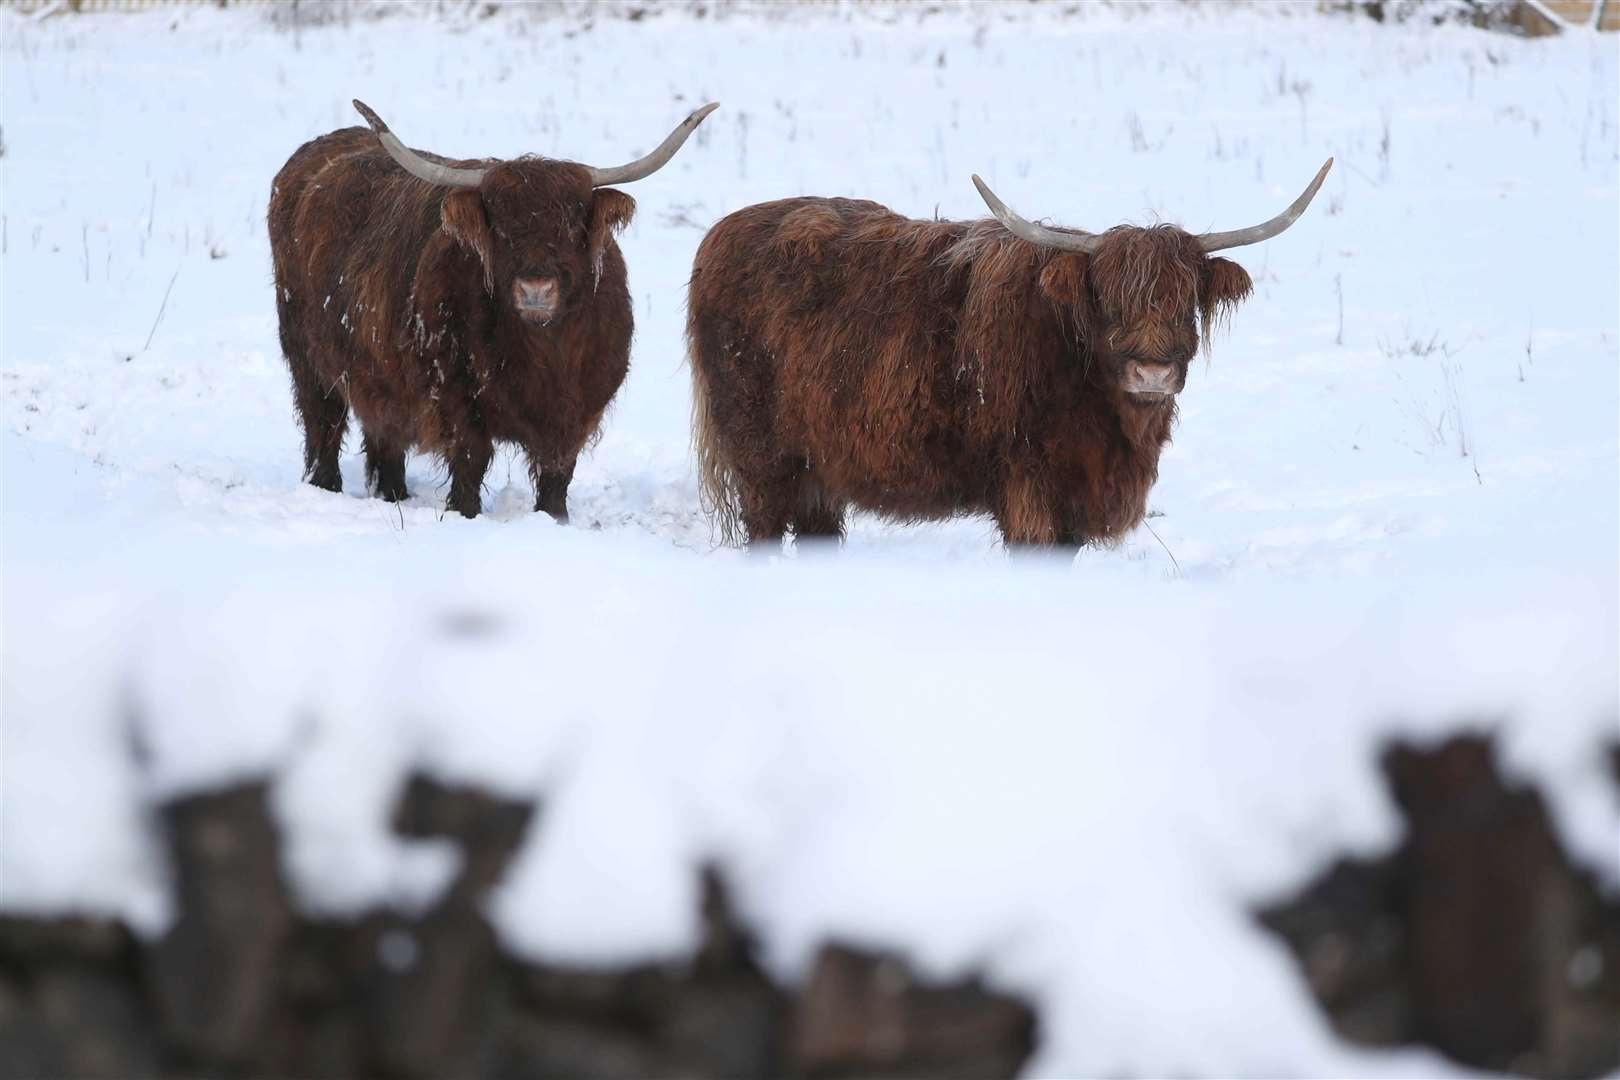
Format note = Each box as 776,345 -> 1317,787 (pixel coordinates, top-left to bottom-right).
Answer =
688,334 -> 744,548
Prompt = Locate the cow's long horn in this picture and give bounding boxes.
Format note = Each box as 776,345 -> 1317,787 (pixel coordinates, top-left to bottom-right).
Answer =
971,175 -> 1101,254
586,103 -> 720,188
1198,159 -> 1333,252
353,100 -> 486,189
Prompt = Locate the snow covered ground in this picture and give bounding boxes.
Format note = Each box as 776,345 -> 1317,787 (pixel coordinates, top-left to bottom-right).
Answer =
2,3 -> 1617,1075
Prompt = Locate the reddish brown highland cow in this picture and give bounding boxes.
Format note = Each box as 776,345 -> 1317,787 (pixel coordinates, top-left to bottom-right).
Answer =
269,99 -> 716,519
688,160 -> 1331,550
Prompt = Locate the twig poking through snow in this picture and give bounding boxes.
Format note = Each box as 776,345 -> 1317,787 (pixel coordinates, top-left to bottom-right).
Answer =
1143,519 -> 1183,580
1334,274 -> 1344,345
1379,107 -> 1392,180
1342,158 -> 1382,188
142,269 -> 180,353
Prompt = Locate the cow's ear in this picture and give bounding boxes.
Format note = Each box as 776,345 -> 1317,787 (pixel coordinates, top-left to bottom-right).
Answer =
1199,256 -> 1252,339
588,188 -> 636,274
1039,253 -> 1100,340
440,189 -> 494,295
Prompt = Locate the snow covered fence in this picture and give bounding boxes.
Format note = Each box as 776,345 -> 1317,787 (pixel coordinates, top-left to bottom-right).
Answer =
1526,0 -> 1620,32
14,0 -> 1620,33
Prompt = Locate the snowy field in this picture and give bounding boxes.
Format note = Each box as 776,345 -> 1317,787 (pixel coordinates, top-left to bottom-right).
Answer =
2,2 -> 1618,1075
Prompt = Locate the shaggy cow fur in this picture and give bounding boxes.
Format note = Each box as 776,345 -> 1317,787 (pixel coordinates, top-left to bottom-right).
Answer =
687,200 -> 1255,549
268,127 -> 635,519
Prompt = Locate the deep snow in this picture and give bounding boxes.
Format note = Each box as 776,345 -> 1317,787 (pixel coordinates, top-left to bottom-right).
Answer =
2,3 -> 1617,1076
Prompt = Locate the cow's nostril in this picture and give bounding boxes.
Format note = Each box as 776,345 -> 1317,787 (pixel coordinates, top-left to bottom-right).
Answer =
512,277 -> 561,320
1127,361 -> 1178,395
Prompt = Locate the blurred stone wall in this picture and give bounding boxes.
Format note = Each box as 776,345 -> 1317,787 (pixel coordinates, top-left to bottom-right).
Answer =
1,734 -> 1614,1079
0,774 -> 1036,1080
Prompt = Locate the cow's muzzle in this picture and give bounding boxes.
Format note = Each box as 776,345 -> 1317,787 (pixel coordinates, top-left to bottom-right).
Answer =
512,276 -> 561,324
1124,359 -> 1183,398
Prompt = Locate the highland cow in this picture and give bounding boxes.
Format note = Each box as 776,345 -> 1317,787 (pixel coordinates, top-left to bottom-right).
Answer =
688,160 -> 1331,550
269,99 -> 717,519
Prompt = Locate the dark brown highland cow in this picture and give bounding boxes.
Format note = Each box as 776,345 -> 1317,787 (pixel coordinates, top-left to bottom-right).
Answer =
688,160 -> 1331,549
269,99 -> 717,519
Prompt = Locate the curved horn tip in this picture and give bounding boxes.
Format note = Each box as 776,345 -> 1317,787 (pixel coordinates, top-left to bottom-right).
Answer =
970,174 -> 1001,211
1196,157 -> 1336,253
352,99 -> 388,135
584,102 -> 723,188
1297,157 -> 1334,205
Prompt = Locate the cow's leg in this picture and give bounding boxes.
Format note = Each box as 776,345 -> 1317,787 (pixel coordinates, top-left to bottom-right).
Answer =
792,476 -> 846,546
444,437 -> 493,520
1053,506 -> 1088,550
737,463 -> 797,555
362,429 -> 411,503
994,471 -> 1063,551
742,504 -> 791,553
298,385 -> 348,494
688,318 -> 799,552
282,337 -> 347,493
529,454 -> 576,524
277,289 -> 346,493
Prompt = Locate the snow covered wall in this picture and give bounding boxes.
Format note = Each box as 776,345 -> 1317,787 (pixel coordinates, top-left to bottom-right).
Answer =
2,2 -> 1617,1076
